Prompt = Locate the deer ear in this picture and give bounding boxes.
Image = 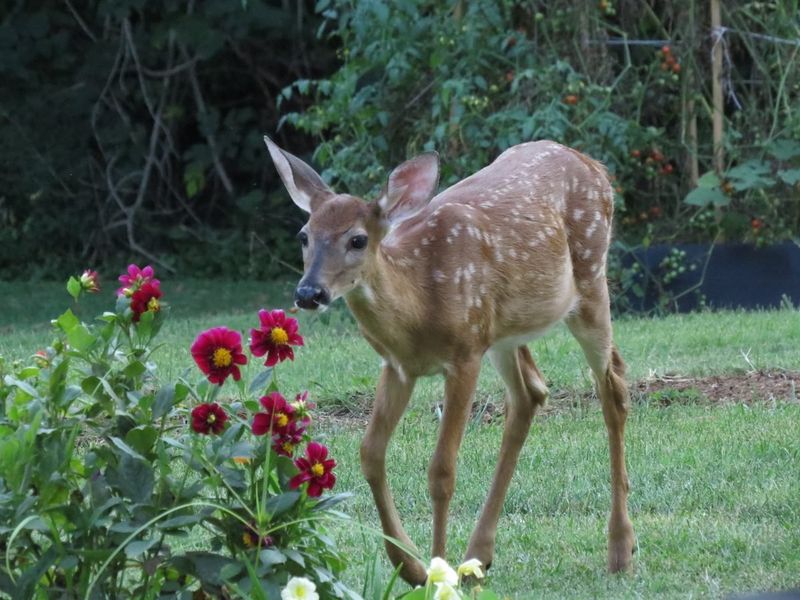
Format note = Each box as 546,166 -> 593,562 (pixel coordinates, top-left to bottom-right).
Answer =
264,136 -> 333,212
378,152 -> 439,223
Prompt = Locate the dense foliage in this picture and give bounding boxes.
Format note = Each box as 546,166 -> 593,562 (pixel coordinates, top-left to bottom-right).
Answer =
286,0 -> 800,249
0,0 -> 332,280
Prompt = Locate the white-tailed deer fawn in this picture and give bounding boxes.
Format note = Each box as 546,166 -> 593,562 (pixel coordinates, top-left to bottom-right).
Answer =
265,137 -> 635,584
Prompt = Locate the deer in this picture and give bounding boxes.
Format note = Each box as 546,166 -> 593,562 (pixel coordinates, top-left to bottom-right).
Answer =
264,136 -> 635,585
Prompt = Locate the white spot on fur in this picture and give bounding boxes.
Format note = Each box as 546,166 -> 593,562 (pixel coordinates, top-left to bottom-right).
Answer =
582,248 -> 593,259
573,208 -> 584,220
413,248 -> 421,257
586,222 -> 598,238
509,248 -> 517,259
433,270 -> 447,282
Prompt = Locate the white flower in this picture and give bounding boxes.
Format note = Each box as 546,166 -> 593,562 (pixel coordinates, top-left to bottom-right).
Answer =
457,558 -> 484,579
433,582 -> 462,600
281,576 -> 319,600
426,556 -> 458,586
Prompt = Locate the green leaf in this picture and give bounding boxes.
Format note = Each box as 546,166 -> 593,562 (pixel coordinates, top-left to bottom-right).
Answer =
265,491 -> 301,518
767,139 -> 800,160
55,308 -> 79,332
258,548 -> 287,568
66,276 -> 81,300
697,171 -> 721,188
3,376 -> 40,400
114,454 -> 154,504
153,384 -> 177,419
726,159 -> 775,191
125,426 -> 158,456
684,186 -> 729,207
110,436 -> 146,461
398,588 -> 427,600
283,548 -> 305,567
249,368 -> 273,394
476,590 -> 501,600
777,168 -> 800,186
123,360 -> 146,379
125,538 -> 158,558
157,514 -> 202,529
311,492 -> 352,512
15,546 -> 58,600
184,163 -> 206,198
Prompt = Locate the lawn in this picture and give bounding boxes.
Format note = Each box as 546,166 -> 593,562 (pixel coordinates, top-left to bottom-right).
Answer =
1,279 -> 799,599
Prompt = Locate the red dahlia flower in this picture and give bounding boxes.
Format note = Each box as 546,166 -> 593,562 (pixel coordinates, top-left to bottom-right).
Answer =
191,402 -> 228,435
290,441 -> 336,497
79,269 -> 101,293
130,282 -> 162,322
242,524 -> 274,549
272,420 -> 306,457
190,327 -> 248,385
249,309 -> 303,367
117,264 -> 160,297
252,392 -> 295,436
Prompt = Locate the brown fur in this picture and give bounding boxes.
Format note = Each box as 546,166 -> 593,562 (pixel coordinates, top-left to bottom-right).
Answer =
266,138 -> 635,585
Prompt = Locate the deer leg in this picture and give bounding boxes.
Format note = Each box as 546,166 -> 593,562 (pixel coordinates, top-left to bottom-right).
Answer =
567,294 -> 635,573
360,365 -> 427,585
465,345 -> 547,569
429,356 -> 482,560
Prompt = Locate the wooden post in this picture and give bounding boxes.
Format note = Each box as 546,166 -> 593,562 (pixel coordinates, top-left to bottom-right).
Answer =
710,0 -> 725,228
686,0 -> 700,187
711,0 -> 724,176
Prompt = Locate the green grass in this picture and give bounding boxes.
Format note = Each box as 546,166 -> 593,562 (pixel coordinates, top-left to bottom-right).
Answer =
2,280 -> 799,599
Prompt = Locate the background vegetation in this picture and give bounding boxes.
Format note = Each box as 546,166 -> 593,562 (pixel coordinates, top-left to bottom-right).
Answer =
2,0 -> 799,289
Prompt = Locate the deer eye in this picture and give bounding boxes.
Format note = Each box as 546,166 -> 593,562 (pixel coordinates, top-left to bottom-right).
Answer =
349,234 -> 368,250
297,231 -> 308,247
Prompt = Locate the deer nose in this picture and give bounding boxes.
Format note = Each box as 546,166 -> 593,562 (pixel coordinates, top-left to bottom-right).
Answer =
294,284 -> 330,309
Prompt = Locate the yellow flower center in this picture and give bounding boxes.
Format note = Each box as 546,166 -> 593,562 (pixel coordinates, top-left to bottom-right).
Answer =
311,462 -> 324,477
233,456 -> 250,465
276,412 -> 289,428
147,297 -> 160,312
282,441 -> 294,455
270,326 -> 289,345
212,347 -> 233,368
207,413 -> 216,423
242,532 -> 255,548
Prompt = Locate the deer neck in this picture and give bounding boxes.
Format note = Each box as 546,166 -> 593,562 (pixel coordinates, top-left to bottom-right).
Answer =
345,245 -> 424,355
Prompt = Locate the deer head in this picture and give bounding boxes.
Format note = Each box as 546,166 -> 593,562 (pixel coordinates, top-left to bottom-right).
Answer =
264,137 -> 439,309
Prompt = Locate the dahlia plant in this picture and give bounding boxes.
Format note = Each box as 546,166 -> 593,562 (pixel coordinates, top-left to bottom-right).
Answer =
0,265 -> 356,599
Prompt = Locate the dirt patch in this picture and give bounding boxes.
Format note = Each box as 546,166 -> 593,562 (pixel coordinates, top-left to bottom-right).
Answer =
316,371 -> 800,428
634,370 -> 799,407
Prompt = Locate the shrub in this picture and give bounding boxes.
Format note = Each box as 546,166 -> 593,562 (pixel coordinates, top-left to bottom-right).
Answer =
0,266 -> 357,598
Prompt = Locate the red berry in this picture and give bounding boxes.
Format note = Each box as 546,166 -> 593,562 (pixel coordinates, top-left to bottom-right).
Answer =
564,95 -> 579,105
662,45 -> 671,55
631,149 -> 641,158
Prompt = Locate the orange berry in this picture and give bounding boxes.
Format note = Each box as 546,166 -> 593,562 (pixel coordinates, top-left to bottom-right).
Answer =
672,63 -> 681,74
631,149 -> 641,158
651,150 -> 664,162
722,182 -> 734,195
660,62 -> 669,71
564,95 -> 579,105
751,218 -> 763,230
662,45 -> 671,55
